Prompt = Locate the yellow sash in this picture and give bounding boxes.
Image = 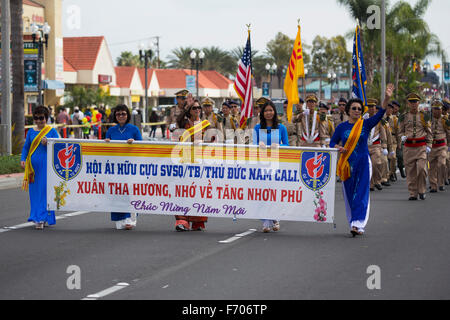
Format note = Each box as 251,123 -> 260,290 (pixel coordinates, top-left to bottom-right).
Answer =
179,120 -> 211,142
337,119 -> 363,182
22,126 -> 51,191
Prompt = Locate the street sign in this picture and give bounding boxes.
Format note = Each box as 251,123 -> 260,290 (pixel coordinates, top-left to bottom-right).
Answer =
444,62 -> 450,83
262,82 -> 270,97
185,75 -> 196,95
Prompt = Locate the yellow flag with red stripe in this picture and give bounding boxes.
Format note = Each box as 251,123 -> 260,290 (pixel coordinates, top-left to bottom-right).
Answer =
283,24 -> 305,122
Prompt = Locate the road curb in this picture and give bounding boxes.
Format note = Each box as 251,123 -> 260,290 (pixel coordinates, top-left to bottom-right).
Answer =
0,173 -> 24,190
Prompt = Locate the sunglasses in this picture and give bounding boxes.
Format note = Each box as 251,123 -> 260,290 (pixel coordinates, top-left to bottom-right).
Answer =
33,116 -> 46,121
339,104 -> 346,107
116,112 -> 128,117
351,107 -> 363,111
192,106 -> 202,110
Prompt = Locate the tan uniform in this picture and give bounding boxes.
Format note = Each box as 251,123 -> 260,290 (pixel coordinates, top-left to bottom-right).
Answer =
332,112 -> 349,129
221,114 -> 238,143
399,112 -> 432,198
296,111 -> 330,148
381,119 -> 393,183
247,115 -> 260,130
167,105 -> 185,129
429,116 -> 450,190
202,112 -> 223,143
384,114 -> 399,179
280,115 -> 298,146
368,121 -> 388,188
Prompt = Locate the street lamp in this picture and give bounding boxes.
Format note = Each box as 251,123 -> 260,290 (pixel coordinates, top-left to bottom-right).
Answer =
31,22 -> 51,105
265,62 -> 277,98
139,41 -> 154,125
190,50 -> 205,99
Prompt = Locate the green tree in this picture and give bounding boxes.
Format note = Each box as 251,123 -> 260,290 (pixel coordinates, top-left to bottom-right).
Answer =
166,46 -> 195,69
265,32 -> 295,88
201,46 -> 236,76
116,51 -> 142,68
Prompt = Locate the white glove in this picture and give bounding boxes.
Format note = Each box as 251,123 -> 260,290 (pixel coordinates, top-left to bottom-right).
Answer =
426,146 -> 431,154
325,138 -> 331,144
362,113 -> 370,120
259,141 -> 267,149
389,151 -> 395,157
382,149 -> 388,156
169,123 -> 177,131
303,109 -> 310,116
401,136 -> 407,143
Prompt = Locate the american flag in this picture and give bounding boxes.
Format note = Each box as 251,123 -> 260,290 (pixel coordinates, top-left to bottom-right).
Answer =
234,33 -> 253,129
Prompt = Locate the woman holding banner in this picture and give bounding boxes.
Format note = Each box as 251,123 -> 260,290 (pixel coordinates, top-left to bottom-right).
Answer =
175,100 -> 211,231
253,100 -> 289,233
330,84 -> 394,237
105,104 -> 143,230
21,106 -> 60,230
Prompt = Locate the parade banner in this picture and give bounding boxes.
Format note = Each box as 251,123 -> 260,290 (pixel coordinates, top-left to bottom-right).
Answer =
47,139 -> 337,223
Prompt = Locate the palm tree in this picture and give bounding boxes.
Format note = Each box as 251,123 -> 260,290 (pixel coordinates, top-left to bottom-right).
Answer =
201,46 -> 235,76
166,46 -> 195,69
116,51 -> 142,68
10,0 -> 24,154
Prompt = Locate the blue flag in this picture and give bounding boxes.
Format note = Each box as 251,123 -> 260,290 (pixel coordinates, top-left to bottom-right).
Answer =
352,25 -> 367,106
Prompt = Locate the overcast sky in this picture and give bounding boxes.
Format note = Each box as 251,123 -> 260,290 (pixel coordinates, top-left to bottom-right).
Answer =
62,0 -> 449,76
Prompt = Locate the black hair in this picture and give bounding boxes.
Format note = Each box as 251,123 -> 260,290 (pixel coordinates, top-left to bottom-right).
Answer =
33,105 -> 49,121
345,98 -> 364,116
112,104 -> 131,124
260,101 -> 279,129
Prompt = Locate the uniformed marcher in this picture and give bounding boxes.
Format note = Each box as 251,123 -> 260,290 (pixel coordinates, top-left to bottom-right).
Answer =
318,102 -> 335,147
229,99 -> 241,123
367,99 -> 388,191
296,94 -> 331,148
443,99 -> 450,185
332,97 -> 349,128
385,103 -> 399,182
201,97 -> 223,143
399,93 -> 432,200
167,89 -> 190,135
280,99 -> 298,146
428,100 -> 450,192
221,101 -> 238,143
392,100 -> 406,178
380,108 -> 393,187
248,98 -> 266,130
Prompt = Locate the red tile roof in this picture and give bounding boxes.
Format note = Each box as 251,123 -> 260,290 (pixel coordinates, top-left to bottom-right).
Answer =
23,0 -> 44,8
153,69 -> 232,90
115,66 -> 137,88
138,68 -> 154,89
63,36 -> 104,71
63,58 -> 76,72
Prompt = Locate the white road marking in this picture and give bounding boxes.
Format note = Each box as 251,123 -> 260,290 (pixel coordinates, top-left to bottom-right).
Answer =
0,211 -> 90,234
218,229 -> 257,244
83,282 -> 129,300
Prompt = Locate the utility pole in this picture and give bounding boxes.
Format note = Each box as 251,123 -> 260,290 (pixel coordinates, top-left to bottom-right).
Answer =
381,0 -> 386,101
1,0 -> 12,155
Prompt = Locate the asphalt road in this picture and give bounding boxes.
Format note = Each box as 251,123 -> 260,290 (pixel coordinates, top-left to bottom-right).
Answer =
0,177 -> 449,301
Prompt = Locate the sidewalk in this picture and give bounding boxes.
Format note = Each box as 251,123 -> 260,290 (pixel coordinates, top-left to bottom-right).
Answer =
0,172 -> 24,190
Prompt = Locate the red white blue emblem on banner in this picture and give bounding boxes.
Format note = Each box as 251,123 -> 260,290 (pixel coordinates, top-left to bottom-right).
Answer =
300,151 -> 331,191
53,143 -> 82,181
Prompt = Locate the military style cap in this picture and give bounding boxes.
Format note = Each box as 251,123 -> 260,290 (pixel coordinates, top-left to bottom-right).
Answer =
306,94 -> 318,103
255,97 -> 270,106
175,89 -> 189,97
319,102 -> 329,110
222,101 -> 231,108
201,97 -> 214,106
391,100 -> 400,108
367,98 -> 378,106
406,93 -> 421,101
431,100 -> 443,108
338,97 -> 347,104
299,98 -> 304,104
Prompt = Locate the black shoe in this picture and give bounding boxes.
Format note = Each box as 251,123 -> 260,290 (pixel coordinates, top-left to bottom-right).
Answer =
389,174 -> 396,182
381,181 -> 391,187
439,186 -> 445,191
419,193 -> 426,200
445,180 -> 449,186
375,184 -> 383,190
400,168 -> 406,178
370,188 -> 375,191
430,189 -> 437,193
409,197 -> 418,201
